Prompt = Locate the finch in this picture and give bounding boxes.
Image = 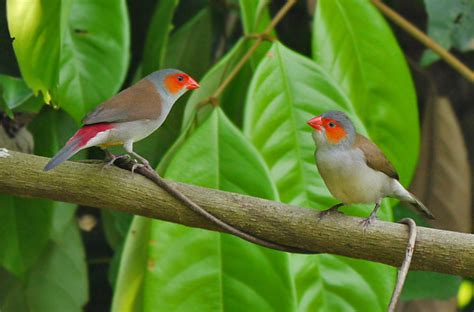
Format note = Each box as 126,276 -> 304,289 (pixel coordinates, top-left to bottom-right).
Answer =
44,69 -> 199,171
307,110 -> 434,227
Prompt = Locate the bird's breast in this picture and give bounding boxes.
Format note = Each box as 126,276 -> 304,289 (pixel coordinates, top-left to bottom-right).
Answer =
316,147 -> 391,204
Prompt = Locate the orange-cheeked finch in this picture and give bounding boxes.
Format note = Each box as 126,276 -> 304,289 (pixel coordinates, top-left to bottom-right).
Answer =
44,69 -> 199,172
307,111 -> 434,228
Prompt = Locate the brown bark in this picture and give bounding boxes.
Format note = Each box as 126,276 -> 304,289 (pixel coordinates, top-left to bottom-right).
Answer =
1,150 -> 473,277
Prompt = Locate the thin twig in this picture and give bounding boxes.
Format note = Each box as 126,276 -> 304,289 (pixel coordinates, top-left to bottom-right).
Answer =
371,0 -> 474,83
211,0 -> 297,100
387,218 -> 417,312
112,157 -> 313,254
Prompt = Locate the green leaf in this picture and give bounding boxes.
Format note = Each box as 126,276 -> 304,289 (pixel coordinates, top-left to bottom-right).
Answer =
142,0 -> 179,76
7,0 -> 130,122
0,207 -> 88,312
7,0 -> 60,104
240,0 -> 272,34
239,0 -> 274,69
113,108 -> 296,311
57,0 -> 130,122
111,217 -> 151,311
421,0 -> 474,65
312,0 -> 419,184
0,75 -> 42,117
401,271 -> 462,301
163,8 -> 212,79
244,42 -> 395,311
0,196 -> 53,276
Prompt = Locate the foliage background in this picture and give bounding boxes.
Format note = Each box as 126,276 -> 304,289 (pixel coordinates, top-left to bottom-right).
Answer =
0,0 -> 473,311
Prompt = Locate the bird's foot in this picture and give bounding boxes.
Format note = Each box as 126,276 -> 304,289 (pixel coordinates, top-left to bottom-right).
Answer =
130,160 -> 153,174
360,214 -> 377,232
103,153 -> 131,169
318,203 -> 344,221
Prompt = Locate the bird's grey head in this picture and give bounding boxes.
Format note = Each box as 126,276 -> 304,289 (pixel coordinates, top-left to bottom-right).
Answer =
307,110 -> 356,149
146,68 -> 199,102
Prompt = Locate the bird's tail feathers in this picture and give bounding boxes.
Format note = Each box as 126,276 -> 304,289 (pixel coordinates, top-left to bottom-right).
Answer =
43,135 -> 82,171
407,192 -> 435,220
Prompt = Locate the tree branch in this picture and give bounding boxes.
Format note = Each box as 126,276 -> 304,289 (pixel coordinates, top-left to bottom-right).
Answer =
1,150 -> 473,277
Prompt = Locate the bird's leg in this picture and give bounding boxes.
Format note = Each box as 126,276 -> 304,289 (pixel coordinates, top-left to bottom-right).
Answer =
318,203 -> 344,220
103,149 -> 130,168
123,141 -> 153,172
360,200 -> 381,231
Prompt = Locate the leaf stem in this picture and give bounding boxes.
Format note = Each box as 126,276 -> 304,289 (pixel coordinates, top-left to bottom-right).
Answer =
371,0 -> 474,83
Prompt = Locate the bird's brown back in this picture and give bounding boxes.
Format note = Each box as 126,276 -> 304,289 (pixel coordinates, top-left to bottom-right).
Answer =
353,134 -> 399,180
82,79 -> 163,125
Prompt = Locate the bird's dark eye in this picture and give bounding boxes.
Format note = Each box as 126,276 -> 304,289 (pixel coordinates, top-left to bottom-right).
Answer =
177,75 -> 184,82
328,122 -> 336,128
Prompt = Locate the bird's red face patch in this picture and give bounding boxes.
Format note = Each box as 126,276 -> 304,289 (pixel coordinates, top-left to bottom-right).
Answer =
164,73 -> 199,94
321,117 -> 347,144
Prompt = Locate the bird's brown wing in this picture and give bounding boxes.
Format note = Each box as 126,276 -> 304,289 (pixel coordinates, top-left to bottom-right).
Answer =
82,79 -> 163,124
354,134 -> 399,180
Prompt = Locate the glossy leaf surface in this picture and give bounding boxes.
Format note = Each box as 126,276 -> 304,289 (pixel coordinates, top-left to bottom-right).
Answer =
7,0 -> 130,122
113,108 -> 296,311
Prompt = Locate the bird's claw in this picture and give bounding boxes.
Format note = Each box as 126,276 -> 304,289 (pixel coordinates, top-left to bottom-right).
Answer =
360,214 -> 377,232
130,161 -> 153,174
103,154 -> 131,170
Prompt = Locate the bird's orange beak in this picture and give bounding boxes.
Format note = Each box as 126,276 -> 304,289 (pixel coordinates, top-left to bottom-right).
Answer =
307,116 -> 323,131
186,77 -> 200,90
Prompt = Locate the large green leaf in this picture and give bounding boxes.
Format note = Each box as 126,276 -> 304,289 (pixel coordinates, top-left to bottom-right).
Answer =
244,42 -> 395,311
312,0 -> 419,184
113,108 -> 296,311
142,0 -> 179,76
7,0 -> 130,122
0,196 -> 53,276
0,207 -> 88,312
57,0 -> 130,122
7,0 -> 60,104
111,216 -> 151,311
